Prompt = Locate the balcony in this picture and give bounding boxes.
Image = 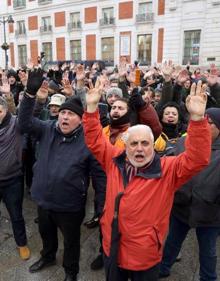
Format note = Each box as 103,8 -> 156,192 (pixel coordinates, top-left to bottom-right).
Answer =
13,0 -> 26,9
38,0 -> 52,4
40,25 -> 52,33
100,17 -> 115,27
15,29 -> 26,37
68,21 -> 82,31
136,13 -> 154,23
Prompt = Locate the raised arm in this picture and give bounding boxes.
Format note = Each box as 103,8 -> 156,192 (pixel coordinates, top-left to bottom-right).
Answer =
82,81 -> 122,171
18,68 -> 46,138
169,81 -> 211,190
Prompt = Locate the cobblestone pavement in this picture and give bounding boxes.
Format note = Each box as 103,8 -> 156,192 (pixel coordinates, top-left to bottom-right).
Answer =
0,187 -> 220,281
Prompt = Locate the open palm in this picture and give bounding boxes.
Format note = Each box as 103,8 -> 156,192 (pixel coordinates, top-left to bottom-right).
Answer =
186,81 -> 207,118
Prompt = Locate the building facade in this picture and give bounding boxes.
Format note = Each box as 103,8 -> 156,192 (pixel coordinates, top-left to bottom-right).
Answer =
0,0 -> 220,69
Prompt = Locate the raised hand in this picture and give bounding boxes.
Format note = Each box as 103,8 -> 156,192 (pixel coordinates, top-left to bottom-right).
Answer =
86,79 -> 103,113
161,60 -> 174,82
128,87 -> 146,110
176,69 -> 189,86
118,57 -> 127,77
0,75 -> 10,94
76,64 -> 85,80
26,58 -> 34,70
18,70 -> 28,86
126,70 -> 135,83
207,64 -> 219,86
172,65 -> 182,80
26,68 -> 44,96
36,80 -> 49,101
186,81 -> 207,121
143,69 -> 155,80
61,78 -> 74,97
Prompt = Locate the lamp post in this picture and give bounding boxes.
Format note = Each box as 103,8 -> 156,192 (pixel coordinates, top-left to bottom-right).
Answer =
0,15 -> 14,70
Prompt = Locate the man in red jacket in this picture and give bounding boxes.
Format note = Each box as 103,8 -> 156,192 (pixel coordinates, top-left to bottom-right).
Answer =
82,81 -> 211,281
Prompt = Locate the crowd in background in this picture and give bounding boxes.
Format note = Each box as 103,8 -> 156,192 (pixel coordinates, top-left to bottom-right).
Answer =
0,57 -> 220,281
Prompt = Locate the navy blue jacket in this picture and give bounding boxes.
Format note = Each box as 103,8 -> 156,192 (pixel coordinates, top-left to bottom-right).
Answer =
18,95 -> 106,213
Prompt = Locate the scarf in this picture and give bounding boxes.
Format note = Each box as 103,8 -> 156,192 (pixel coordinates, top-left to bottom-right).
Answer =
161,121 -> 180,139
109,112 -> 130,145
125,152 -> 155,183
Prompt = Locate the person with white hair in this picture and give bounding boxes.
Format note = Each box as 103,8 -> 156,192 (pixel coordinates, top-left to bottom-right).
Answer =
82,81 -> 211,281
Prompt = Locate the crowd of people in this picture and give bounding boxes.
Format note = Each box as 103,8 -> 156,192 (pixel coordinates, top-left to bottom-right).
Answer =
0,58 -> 220,281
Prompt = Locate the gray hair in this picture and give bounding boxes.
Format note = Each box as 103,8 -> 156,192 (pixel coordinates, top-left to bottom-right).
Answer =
0,96 -> 8,110
122,124 -> 154,143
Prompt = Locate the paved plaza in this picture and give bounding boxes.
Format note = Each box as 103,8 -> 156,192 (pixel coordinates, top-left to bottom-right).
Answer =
0,187 -> 220,281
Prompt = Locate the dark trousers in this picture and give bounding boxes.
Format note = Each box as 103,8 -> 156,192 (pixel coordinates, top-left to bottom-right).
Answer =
104,254 -> 159,281
0,176 -> 27,246
160,214 -> 220,281
38,206 -> 85,276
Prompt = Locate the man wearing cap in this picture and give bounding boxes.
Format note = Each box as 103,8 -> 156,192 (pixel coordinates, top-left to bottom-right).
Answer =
37,93 -> 66,121
48,94 -> 66,118
18,69 -> 106,281
159,107 -> 220,281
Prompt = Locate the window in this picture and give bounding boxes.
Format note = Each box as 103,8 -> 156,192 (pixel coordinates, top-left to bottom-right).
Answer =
18,45 -> 27,66
137,34 -> 152,65
136,2 -> 153,21
16,20 -> 26,35
101,37 -> 114,65
101,7 -> 114,25
69,12 -> 81,28
41,17 -> 52,32
183,30 -> 201,65
13,0 -> 26,8
138,2 -> 153,14
70,40 -> 81,61
42,42 -> 53,61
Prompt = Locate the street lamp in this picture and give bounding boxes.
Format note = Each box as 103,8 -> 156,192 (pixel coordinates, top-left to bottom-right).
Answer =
0,15 -> 14,70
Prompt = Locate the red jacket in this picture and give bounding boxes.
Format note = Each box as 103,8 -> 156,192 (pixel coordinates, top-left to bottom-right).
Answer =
83,110 -> 211,271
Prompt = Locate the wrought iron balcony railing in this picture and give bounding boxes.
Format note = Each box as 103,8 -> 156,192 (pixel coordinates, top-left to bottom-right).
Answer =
100,17 -> 115,26
136,13 -> 154,23
40,25 -> 52,33
68,21 -> 82,31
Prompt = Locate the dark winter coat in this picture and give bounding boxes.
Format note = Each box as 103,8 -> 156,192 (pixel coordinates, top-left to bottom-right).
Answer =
0,114 -> 23,183
172,136 -> 220,227
18,95 -> 106,213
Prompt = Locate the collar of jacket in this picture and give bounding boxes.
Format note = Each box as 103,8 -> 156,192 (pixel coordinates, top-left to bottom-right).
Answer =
113,151 -> 162,187
55,123 -> 83,142
212,136 -> 220,150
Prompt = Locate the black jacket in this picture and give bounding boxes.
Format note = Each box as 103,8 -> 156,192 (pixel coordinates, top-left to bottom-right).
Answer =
18,95 -> 106,213
172,136 -> 220,227
0,114 -> 23,183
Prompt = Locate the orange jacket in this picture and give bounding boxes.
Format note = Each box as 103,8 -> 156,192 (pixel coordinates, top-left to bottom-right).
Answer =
103,125 -> 126,150
83,110 -> 211,271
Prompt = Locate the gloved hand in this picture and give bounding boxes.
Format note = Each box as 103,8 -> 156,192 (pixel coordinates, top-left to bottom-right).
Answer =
129,87 -> 146,110
26,68 -> 44,96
